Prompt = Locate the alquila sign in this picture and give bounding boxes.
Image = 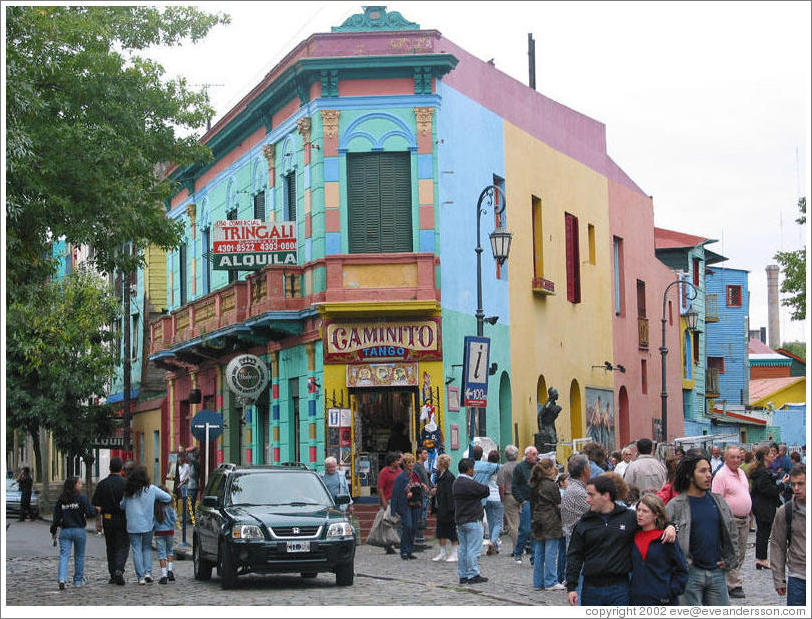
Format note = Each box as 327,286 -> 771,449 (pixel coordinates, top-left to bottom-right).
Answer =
212,219 -> 297,270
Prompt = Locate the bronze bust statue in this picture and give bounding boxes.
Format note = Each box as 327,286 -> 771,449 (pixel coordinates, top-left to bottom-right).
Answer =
536,387 -> 562,453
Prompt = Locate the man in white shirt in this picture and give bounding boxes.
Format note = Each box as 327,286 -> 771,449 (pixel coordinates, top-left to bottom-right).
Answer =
709,445 -> 724,475
711,445 -> 752,599
614,447 -> 633,479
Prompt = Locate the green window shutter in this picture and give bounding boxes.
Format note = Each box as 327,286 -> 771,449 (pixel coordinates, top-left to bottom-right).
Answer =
347,152 -> 412,254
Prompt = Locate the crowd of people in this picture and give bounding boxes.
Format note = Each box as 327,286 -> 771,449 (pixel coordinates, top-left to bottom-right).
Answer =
369,438 -> 806,606
46,455 -> 181,590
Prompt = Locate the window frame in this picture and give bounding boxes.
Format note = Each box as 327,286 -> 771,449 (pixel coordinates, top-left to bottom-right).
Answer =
565,212 -> 581,303
726,285 -> 742,307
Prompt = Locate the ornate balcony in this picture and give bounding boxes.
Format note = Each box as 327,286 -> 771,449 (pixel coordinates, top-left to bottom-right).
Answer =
706,368 -> 721,398
705,293 -> 720,322
150,253 -> 440,359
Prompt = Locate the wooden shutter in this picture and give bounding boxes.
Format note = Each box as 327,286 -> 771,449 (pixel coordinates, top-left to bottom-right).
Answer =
565,213 -> 581,303
636,280 -> 646,318
253,190 -> 266,221
348,152 -> 412,253
379,152 -> 412,253
285,173 -> 296,222
179,243 -> 187,306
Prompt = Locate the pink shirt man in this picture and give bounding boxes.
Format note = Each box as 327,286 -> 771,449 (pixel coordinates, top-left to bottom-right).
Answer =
711,461 -> 752,517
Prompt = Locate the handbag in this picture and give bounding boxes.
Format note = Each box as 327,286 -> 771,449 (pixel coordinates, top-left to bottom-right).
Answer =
367,507 -> 400,547
382,504 -> 401,526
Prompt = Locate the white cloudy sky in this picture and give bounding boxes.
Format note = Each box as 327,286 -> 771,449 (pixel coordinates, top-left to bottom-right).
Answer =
151,0 -> 810,343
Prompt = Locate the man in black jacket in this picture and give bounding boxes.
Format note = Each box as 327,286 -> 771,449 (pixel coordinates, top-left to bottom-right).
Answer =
453,458 -> 490,585
567,476 -> 675,606
91,457 -> 129,585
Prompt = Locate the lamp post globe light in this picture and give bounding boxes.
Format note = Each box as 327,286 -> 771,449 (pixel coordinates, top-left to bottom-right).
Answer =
470,185 -> 513,454
660,277 -> 699,443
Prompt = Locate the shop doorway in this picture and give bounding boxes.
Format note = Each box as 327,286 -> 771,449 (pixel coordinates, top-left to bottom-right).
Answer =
351,387 -> 418,498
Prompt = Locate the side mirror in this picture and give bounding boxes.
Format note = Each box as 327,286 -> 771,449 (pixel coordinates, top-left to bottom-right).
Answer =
202,495 -> 218,508
334,494 -> 351,506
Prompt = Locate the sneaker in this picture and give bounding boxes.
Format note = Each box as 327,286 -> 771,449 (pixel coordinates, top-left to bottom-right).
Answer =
167,570 -> 175,582
108,577 -> 115,584
432,551 -> 447,562
446,550 -> 458,562
545,583 -> 566,591
114,572 -> 125,586
459,577 -> 470,585
58,582 -> 66,591
728,587 -> 745,599
467,574 -> 489,584
144,574 -> 153,584
159,576 -> 168,585
384,544 -> 396,555
138,578 -> 147,585
514,556 -> 522,564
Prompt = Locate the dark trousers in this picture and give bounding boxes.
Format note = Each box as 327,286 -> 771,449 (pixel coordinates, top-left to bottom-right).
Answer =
19,492 -> 33,520
103,521 -> 130,577
787,576 -> 806,606
755,518 -> 773,560
399,507 -> 421,558
581,581 -> 631,606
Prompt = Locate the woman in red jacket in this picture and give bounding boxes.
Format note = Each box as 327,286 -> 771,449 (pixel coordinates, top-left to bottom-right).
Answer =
656,455 -> 680,505
630,493 -> 688,605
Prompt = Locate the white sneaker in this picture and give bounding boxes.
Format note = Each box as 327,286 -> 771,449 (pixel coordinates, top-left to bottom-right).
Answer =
445,550 -> 458,562
138,578 -> 147,585
545,583 -> 566,591
432,551 -> 447,561
144,574 -> 153,584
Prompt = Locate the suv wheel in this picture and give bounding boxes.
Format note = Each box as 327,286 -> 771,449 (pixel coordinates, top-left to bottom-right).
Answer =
219,541 -> 238,589
335,561 -> 354,586
193,535 -> 212,581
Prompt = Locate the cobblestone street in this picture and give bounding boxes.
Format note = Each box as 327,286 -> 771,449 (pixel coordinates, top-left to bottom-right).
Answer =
3,518 -> 787,607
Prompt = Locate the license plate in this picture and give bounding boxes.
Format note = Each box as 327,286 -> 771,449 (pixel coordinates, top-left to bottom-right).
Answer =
286,541 -> 310,553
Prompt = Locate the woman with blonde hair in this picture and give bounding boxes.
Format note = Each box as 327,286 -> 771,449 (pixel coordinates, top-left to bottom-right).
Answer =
630,493 -> 688,604
529,458 -> 565,590
431,453 -> 459,562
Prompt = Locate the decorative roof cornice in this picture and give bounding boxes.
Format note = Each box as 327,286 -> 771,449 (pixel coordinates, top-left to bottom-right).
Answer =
332,6 -> 419,32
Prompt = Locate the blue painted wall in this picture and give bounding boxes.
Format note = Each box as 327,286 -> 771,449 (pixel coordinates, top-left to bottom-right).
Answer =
706,267 -> 750,406
774,407 -> 806,447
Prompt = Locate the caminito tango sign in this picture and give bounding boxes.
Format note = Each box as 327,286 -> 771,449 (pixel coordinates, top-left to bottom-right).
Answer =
212,219 -> 297,269
323,318 -> 442,363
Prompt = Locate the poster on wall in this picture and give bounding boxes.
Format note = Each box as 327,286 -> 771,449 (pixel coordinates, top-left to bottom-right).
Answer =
585,387 -> 615,449
339,447 -> 352,467
339,427 -> 352,447
346,363 -> 418,388
327,408 -> 341,428
327,427 -> 340,446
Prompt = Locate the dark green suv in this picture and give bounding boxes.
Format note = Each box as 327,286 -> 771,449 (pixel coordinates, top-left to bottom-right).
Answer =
192,463 -> 356,589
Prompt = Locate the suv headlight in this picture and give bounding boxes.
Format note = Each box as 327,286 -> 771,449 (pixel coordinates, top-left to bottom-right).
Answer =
326,522 -> 354,538
232,524 -> 264,540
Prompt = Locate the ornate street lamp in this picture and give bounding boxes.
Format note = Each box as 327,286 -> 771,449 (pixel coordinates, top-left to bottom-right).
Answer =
660,278 -> 699,443
470,185 -> 512,453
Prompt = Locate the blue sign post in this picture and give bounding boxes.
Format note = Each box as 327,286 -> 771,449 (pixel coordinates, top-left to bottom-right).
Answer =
184,409 -> 223,544
461,336 -> 491,457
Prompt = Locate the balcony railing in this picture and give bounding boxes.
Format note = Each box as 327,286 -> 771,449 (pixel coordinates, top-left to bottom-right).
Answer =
706,368 -> 721,398
532,276 -> 555,296
638,317 -> 649,350
705,293 -> 720,322
150,253 -> 440,355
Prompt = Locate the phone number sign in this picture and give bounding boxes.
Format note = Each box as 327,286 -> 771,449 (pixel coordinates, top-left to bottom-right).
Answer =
461,336 -> 490,408
212,219 -> 297,270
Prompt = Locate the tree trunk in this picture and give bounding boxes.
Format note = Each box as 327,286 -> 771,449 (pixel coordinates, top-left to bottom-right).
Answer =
30,427 -> 43,483
83,451 -> 95,499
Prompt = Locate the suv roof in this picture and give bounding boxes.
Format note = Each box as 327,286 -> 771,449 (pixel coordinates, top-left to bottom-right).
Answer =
215,462 -> 311,474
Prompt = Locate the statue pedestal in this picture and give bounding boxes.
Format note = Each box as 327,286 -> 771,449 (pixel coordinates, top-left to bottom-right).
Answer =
534,433 -> 555,455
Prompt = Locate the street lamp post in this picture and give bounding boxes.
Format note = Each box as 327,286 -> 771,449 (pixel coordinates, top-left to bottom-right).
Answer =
660,277 -> 699,443
470,185 -> 512,453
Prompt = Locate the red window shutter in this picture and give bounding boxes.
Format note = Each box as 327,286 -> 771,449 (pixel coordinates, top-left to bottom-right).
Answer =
693,258 -> 700,286
565,213 -> 581,303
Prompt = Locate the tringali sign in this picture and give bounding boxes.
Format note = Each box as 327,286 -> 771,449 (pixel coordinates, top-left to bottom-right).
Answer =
212,219 -> 297,269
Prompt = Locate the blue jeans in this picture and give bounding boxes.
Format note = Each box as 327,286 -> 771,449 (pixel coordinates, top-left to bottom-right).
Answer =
581,581 -> 630,606
458,520 -> 484,580
513,500 -> 531,557
557,536 -> 567,583
130,531 -> 154,579
532,538 -> 561,588
787,576 -> 806,606
680,566 -> 729,606
485,501 -> 504,549
155,535 -> 175,561
58,527 -> 87,584
399,507 -> 420,558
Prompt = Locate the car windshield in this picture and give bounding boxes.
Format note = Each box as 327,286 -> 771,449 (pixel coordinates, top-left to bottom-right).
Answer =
227,472 -> 333,507
7,479 -> 20,492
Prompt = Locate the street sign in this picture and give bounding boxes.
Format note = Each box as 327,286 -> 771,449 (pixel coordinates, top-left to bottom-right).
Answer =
191,409 -> 224,442
461,335 -> 491,408
225,354 -> 269,402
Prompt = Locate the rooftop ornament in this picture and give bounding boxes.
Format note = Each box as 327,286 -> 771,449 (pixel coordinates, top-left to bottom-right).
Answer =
332,6 -> 420,32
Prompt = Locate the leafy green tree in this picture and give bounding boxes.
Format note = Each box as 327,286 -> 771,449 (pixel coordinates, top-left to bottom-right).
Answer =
7,270 -> 121,492
774,197 -> 807,321
779,341 -> 806,361
5,5 -> 229,293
